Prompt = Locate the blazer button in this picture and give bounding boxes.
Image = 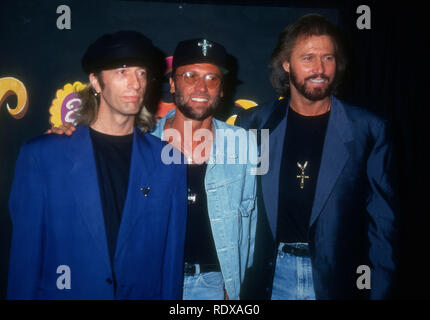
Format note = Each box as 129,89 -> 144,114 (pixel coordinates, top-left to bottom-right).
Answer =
106,278 -> 113,284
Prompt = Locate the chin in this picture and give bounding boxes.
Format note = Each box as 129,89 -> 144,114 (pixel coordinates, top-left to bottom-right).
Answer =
188,112 -> 207,121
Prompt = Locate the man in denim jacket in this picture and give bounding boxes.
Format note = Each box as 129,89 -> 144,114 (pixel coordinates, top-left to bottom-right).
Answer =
151,39 -> 257,300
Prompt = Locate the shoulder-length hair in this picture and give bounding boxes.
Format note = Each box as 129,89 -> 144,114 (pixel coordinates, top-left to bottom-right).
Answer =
269,14 -> 348,97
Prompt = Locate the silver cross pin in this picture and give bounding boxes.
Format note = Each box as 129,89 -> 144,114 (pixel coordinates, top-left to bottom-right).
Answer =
198,39 -> 212,56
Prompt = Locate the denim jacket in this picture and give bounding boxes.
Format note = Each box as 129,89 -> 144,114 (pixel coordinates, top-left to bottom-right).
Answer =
151,109 -> 258,300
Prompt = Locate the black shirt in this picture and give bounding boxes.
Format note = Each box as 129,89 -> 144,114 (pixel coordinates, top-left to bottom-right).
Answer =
89,128 -> 133,267
277,107 -> 330,243
183,163 -> 221,269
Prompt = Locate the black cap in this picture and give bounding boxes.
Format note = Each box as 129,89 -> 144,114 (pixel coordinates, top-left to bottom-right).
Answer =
172,38 -> 228,74
81,30 -> 156,74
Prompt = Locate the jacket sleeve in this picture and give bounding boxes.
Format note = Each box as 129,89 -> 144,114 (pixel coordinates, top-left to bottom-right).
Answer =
366,121 -> 399,299
160,163 -> 187,299
7,143 -> 46,299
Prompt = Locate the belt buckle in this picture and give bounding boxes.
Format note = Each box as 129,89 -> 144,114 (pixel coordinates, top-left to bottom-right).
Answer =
281,243 -> 309,257
290,246 -> 298,256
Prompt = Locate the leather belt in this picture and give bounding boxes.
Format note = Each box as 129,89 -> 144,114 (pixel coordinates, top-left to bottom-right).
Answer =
281,243 -> 310,257
184,262 -> 221,276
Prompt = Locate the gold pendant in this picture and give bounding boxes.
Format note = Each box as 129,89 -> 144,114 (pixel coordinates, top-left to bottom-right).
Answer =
296,161 -> 310,189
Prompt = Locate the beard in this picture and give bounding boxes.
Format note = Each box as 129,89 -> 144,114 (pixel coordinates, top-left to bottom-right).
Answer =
289,65 -> 335,101
173,89 -> 222,121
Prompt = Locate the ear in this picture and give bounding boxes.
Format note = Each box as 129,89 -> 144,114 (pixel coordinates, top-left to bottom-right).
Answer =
89,73 -> 102,93
169,77 -> 175,94
282,61 -> 290,73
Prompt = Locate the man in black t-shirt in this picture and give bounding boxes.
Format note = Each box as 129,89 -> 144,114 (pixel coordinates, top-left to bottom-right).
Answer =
237,14 -> 398,300
7,31 -> 187,299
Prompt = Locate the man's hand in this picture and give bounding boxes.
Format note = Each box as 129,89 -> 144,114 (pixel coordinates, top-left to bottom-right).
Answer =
45,123 -> 77,136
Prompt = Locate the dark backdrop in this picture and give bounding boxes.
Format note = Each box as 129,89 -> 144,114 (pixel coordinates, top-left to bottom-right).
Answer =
0,0 -> 425,299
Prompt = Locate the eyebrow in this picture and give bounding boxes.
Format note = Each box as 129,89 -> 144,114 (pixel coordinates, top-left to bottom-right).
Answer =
299,53 -> 335,57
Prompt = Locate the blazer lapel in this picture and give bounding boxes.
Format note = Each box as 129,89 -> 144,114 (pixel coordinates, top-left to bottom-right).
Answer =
261,99 -> 288,240
114,129 -> 155,259
67,126 -> 111,271
309,96 -> 354,227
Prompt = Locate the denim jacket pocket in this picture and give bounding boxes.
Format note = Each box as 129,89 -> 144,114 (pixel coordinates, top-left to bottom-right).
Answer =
238,197 -> 256,217
237,198 -> 255,244
239,204 -> 250,217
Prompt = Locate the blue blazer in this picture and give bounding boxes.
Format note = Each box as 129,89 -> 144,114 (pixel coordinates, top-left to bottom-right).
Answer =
7,126 -> 187,299
236,96 -> 398,299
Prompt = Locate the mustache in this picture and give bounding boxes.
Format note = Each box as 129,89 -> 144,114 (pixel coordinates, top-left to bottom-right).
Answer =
305,74 -> 330,81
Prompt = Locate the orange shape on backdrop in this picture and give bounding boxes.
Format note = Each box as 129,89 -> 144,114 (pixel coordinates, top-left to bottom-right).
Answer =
0,77 -> 29,119
157,102 -> 176,119
226,99 -> 258,125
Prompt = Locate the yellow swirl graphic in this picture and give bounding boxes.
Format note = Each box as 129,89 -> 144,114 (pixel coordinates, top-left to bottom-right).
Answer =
226,99 -> 258,125
0,77 -> 29,119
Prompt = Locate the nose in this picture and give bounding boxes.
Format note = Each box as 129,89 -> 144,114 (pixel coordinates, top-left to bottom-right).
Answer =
194,76 -> 208,92
312,58 -> 325,75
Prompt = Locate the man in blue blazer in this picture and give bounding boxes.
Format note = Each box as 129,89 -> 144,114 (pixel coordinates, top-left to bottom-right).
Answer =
236,14 -> 398,299
7,31 -> 187,299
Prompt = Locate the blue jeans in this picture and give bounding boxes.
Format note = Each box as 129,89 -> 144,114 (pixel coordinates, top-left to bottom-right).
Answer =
182,266 -> 225,300
271,242 -> 316,300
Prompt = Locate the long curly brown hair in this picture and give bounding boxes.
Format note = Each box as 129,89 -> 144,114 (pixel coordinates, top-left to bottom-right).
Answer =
269,14 -> 347,97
